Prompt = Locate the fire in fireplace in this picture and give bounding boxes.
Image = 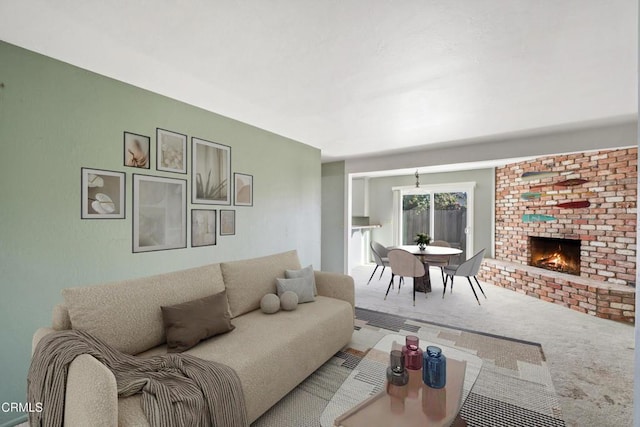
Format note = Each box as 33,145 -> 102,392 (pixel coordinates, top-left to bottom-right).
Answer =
529,236 -> 580,275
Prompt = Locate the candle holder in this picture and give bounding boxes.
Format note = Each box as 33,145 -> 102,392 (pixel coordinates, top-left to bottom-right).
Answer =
386,349 -> 409,386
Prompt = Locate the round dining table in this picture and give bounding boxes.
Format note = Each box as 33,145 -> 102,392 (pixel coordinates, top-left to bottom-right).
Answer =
388,245 -> 463,292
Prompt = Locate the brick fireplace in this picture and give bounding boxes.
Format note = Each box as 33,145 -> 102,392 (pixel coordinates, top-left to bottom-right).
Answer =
529,236 -> 581,275
479,147 -> 637,323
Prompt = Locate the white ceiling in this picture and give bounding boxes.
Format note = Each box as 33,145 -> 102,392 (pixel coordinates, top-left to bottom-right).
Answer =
0,1 -> 637,161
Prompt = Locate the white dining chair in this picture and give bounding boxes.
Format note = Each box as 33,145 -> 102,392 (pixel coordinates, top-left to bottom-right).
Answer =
442,248 -> 486,305
385,249 -> 426,306
368,241 -> 390,284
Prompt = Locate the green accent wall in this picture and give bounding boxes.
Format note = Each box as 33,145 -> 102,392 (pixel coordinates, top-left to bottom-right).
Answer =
321,161 -> 346,272
0,41 -> 320,426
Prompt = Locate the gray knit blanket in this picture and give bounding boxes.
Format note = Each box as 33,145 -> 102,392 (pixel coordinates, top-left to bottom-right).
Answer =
28,330 -> 248,427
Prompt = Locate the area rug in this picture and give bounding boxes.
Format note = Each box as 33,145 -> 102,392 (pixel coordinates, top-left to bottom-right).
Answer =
252,307 -> 566,427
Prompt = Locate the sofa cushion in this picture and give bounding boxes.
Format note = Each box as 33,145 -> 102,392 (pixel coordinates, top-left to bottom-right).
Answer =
221,250 -> 301,317
184,296 -> 354,422
162,291 -> 234,352
276,277 -> 314,303
62,263 -> 226,354
134,296 -> 355,423
285,265 -> 317,295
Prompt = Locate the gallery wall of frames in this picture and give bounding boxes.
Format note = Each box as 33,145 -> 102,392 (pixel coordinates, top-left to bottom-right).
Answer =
80,128 -> 254,253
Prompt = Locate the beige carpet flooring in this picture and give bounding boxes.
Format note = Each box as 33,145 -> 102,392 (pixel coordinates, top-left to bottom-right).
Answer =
353,263 -> 634,427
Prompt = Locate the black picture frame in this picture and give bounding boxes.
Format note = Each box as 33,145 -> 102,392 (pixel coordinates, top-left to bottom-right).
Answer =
192,137 -> 231,205
132,174 -> 187,253
191,209 -> 217,247
80,167 -> 126,219
234,172 -> 253,206
157,128 -> 187,174
124,131 -> 151,169
220,209 -> 236,236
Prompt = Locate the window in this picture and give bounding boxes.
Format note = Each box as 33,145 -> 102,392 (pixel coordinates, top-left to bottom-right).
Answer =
393,182 -> 475,261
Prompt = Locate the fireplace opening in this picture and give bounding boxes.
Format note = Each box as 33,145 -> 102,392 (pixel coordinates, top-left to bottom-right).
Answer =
529,236 -> 580,275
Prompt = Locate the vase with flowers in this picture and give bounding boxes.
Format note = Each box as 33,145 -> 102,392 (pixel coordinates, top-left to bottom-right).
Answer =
414,233 -> 431,250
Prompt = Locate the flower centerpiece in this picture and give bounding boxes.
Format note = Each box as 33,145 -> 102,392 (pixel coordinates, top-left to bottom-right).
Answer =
414,233 -> 431,250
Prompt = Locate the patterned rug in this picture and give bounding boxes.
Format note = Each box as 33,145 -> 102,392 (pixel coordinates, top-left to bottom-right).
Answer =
252,307 -> 566,427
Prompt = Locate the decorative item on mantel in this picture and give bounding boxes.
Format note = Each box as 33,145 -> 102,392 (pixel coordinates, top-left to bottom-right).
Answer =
529,178 -> 589,191
414,233 -> 431,250
521,190 -> 596,200
522,214 -> 557,223
520,171 -> 559,181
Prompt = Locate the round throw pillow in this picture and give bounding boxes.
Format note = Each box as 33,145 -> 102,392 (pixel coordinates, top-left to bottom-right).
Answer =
280,291 -> 299,311
260,293 -> 280,314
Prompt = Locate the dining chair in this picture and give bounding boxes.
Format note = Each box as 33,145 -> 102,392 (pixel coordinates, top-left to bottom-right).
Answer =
368,241 -> 390,284
385,249 -> 426,306
422,240 -> 451,282
442,248 -> 487,305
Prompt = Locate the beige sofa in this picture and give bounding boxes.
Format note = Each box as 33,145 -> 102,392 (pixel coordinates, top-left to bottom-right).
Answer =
32,250 -> 355,425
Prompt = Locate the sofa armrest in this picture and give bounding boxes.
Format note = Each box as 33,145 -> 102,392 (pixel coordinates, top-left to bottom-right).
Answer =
32,328 -> 118,426
314,271 -> 355,310
32,328 -> 56,356
64,354 -> 118,426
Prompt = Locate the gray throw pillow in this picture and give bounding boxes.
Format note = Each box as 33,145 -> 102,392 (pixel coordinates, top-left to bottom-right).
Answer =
161,290 -> 234,353
285,265 -> 317,295
276,277 -> 315,303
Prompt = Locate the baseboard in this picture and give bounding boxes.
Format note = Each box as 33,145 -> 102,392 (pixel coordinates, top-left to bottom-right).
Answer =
0,414 -> 27,427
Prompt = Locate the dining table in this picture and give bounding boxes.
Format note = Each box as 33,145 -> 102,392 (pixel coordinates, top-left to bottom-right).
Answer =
388,245 -> 463,293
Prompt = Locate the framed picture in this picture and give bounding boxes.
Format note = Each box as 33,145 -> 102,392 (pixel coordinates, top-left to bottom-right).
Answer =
124,132 -> 150,169
81,168 -> 125,219
157,128 -> 187,174
133,174 -> 187,253
191,209 -> 217,247
220,209 -> 236,236
192,137 -> 231,205
234,173 -> 253,206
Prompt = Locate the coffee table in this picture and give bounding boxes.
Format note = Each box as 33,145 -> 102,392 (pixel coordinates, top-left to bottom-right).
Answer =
320,334 -> 482,427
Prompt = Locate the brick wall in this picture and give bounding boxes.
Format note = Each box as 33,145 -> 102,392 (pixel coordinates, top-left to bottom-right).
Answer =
480,147 -> 637,322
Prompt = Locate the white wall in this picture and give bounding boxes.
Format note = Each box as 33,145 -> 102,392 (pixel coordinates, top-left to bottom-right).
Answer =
345,121 -> 637,175
352,178 -> 366,216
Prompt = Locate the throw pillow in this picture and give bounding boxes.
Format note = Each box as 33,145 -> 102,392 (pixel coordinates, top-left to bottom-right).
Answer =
161,290 -> 234,353
276,277 -> 315,303
285,265 -> 317,295
280,291 -> 299,311
260,293 -> 281,314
